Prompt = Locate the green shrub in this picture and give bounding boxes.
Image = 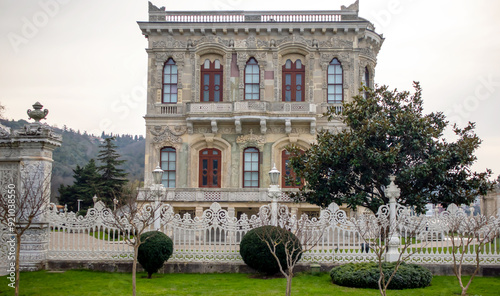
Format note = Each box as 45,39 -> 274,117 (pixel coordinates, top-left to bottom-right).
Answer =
330,262 -> 432,289
239,226 -> 302,275
138,231 -> 173,278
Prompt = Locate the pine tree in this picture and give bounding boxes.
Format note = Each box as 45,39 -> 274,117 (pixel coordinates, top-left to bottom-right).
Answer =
58,159 -> 101,213
97,137 -> 128,204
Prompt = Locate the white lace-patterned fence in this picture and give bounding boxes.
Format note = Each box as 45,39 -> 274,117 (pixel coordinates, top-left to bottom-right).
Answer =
43,201 -> 500,265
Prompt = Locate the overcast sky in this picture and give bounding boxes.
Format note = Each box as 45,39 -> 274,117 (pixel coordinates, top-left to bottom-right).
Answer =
1,0 -> 499,178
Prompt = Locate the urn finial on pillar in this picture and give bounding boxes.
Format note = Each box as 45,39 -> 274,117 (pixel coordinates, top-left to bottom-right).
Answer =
27,102 -> 49,122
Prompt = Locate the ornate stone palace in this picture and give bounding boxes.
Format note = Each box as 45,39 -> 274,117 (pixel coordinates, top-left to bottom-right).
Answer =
138,1 -> 384,218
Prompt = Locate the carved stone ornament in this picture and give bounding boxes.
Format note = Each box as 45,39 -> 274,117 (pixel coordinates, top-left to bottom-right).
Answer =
149,125 -> 186,143
153,41 -> 166,48
236,129 -> 266,144
27,102 -> 48,122
319,37 -> 353,49
0,124 -> 10,138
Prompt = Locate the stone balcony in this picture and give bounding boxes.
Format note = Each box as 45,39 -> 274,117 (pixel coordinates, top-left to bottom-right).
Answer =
148,102 -> 343,135
138,188 -> 297,203
152,101 -> 343,116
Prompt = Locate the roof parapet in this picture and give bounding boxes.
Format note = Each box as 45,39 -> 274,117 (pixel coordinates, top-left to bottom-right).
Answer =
147,1 -> 360,23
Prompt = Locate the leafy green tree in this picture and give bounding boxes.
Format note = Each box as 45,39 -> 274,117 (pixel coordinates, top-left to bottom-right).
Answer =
58,159 -> 101,213
97,137 -> 128,204
289,83 -> 494,213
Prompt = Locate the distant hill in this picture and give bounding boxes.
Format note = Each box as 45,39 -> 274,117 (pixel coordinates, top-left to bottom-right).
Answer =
0,119 -> 145,201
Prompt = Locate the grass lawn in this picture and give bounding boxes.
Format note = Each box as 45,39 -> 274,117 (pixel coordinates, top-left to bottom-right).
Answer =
1,270 -> 500,296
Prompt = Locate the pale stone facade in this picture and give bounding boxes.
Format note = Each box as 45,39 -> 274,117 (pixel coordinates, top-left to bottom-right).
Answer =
138,1 -> 383,218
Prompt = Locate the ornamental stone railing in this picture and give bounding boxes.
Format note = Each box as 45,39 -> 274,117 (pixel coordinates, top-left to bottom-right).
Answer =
137,188 -> 296,203
149,6 -> 356,23
154,102 -> 321,116
37,200 -> 500,265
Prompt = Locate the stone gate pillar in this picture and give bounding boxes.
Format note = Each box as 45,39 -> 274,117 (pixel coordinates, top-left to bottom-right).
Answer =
0,102 -> 62,271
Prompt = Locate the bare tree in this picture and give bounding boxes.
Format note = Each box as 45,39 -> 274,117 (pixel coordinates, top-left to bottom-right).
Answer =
108,186 -> 171,296
444,206 -> 499,296
0,102 -> 5,119
0,163 -> 51,296
352,207 -> 427,296
255,211 -> 326,296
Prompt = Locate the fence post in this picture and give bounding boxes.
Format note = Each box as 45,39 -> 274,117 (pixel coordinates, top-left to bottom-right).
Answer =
385,176 -> 401,262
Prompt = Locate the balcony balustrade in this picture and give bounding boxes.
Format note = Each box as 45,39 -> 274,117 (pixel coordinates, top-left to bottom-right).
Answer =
153,102 -> 325,116
138,188 -> 297,203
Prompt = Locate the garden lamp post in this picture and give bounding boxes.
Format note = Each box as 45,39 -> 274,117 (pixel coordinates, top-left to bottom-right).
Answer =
268,164 -> 281,226
77,199 -> 82,212
113,197 -> 118,212
152,164 -> 164,230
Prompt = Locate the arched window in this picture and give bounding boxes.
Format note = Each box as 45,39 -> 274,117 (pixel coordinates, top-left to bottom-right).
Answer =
327,58 -> 343,103
281,150 -> 303,188
362,67 -> 370,98
243,147 -> 260,188
160,147 -> 176,188
162,58 -> 178,103
199,148 -> 221,188
363,67 -> 370,87
282,59 -> 305,102
201,59 -> 223,102
245,58 -> 260,100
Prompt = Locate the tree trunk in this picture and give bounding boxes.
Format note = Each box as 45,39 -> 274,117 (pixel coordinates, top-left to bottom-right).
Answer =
285,275 -> 292,296
132,245 -> 138,296
15,234 -> 21,296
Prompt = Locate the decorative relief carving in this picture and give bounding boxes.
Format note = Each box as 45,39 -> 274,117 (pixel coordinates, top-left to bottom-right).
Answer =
319,37 -> 353,49
246,36 -> 257,48
269,127 -> 285,134
0,124 -> 10,138
360,47 -> 376,59
275,35 -> 312,47
155,52 -> 185,63
257,39 -> 270,48
152,40 -> 166,48
152,37 -> 186,49
191,36 -> 230,47
236,129 -> 265,144
149,125 -> 186,143
0,163 -> 17,198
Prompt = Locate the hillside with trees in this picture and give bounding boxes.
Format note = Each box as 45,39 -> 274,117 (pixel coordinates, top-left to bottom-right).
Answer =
0,119 -> 145,202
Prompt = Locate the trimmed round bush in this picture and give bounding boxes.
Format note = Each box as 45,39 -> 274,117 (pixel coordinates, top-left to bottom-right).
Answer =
239,226 -> 302,275
138,231 -> 173,278
330,262 -> 432,289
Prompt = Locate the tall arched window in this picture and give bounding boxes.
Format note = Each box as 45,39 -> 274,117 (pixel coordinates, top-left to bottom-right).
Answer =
162,58 -> 178,103
362,66 -> 370,98
199,148 -> 221,188
160,147 -> 176,188
245,58 -> 260,100
281,150 -> 302,188
327,58 -> 343,103
243,147 -> 260,188
201,59 -> 223,102
363,67 -> 370,87
282,59 -> 305,102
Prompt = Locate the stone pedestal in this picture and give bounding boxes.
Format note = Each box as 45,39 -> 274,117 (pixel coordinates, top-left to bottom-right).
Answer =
18,223 -> 50,271
0,102 -> 62,271
480,184 -> 500,218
